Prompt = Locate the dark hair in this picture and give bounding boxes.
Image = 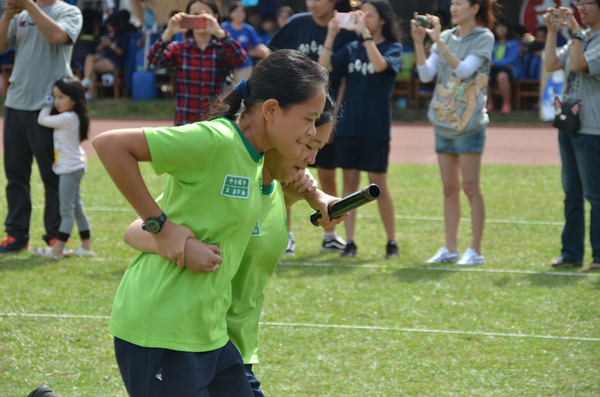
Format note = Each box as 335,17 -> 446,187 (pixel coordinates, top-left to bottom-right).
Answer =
493,20 -> 513,40
335,0 -> 356,12
361,0 -> 402,43
316,93 -> 337,129
104,15 -> 123,37
185,0 -> 220,38
468,0 -> 501,30
209,50 -> 329,120
228,1 -> 245,14
53,77 -> 89,142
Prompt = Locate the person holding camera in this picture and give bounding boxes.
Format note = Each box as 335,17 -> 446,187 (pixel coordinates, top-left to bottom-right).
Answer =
544,3 -> 600,270
411,0 -> 499,266
147,0 -> 247,126
0,0 -> 82,255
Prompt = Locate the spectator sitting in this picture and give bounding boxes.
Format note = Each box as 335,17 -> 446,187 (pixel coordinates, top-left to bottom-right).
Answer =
487,20 -> 522,115
81,15 -> 128,100
521,26 -> 548,80
71,9 -> 101,73
275,5 -> 294,30
260,17 -> 277,43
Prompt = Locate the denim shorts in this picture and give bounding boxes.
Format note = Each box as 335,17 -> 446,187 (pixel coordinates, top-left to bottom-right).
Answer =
435,129 -> 487,154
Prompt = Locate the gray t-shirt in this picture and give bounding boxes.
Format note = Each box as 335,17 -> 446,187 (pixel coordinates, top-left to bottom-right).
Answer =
557,29 -> 600,136
5,1 -> 82,111
428,26 -> 494,139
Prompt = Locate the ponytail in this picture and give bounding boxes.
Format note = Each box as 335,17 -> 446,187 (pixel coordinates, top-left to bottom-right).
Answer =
470,0 -> 501,30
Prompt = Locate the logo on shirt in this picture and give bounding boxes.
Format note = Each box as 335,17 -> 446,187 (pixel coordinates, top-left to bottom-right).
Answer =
298,40 -> 323,56
348,59 -> 375,76
221,175 -> 250,199
252,220 -> 261,237
18,21 -> 36,27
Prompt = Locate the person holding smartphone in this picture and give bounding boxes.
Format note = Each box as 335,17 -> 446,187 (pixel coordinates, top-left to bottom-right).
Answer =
411,0 -> 498,266
147,0 -> 247,126
543,3 -> 600,270
268,0 -> 359,256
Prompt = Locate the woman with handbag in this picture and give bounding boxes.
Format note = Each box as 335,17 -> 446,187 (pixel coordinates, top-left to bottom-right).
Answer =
544,4 -> 600,270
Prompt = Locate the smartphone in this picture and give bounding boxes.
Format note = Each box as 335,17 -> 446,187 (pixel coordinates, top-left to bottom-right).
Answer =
335,13 -> 357,30
180,15 -> 207,30
548,9 -> 565,24
416,15 -> 432,29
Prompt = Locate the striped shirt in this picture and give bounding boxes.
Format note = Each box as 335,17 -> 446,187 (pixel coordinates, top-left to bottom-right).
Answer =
148,34 -> 247,126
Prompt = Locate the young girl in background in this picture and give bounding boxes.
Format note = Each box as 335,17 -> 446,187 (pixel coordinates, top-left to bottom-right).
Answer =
32,77 -> 93,259
319,0 -> 403,258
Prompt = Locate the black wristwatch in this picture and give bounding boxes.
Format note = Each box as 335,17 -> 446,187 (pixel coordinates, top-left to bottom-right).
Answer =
571,31 -> 585,41
142,212 -> 167,233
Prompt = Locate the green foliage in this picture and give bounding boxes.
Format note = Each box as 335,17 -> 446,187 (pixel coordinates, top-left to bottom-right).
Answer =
1,159 -> 598,396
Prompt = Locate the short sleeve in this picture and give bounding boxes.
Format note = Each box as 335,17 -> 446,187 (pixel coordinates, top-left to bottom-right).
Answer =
470,30 -> 494,61
584,42 -> 600,77
382,43 -> 403,74
56,5 -> 83,44
144,123 -> 218,184
249,26 -> 262,46
6,17 -> 17,49
331,43 -> 352,77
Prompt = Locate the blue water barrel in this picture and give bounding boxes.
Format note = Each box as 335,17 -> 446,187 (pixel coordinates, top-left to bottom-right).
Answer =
132,71 -> 156,101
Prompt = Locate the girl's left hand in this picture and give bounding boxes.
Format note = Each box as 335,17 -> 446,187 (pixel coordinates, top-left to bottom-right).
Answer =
560,7 -> 581,33
425,15 -> 442,44
354,10 -> 370,38
203,12 -> 226,38
282,168 -> 318,204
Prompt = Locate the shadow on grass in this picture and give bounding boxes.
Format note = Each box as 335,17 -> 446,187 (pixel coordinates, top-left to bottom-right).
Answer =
275,252 -> 375,278
391,263 -> 455,283
523,271 -> 584,288
0,254 -> 55,271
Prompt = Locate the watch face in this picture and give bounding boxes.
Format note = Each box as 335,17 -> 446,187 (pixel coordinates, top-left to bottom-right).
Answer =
145,220 -> 161,233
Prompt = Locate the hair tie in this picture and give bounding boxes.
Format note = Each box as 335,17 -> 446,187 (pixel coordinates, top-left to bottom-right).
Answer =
235,79 -> 248,99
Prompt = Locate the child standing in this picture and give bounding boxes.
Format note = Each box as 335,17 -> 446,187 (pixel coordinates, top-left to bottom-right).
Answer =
32,77 -> 93,259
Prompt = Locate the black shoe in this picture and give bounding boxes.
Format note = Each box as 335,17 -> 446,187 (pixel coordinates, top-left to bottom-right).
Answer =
341,241 -> 357,258
385,241 -> 399,259
28,385 -> 60,397
551,257 -> 583,268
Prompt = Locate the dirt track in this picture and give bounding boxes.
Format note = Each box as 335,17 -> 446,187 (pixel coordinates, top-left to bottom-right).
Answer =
0,119 -> 560,166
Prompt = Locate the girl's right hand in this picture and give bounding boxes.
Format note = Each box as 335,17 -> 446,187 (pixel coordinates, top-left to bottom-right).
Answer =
543,8 -> 561,32
166,12 -> 188,36
151,220 -> 195,267
410,13 -> 426,43
183,239 -> 223,273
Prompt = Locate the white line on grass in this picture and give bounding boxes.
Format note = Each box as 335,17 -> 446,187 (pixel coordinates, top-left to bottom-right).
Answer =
278,261 -> 600,277
2,313 -> 598,343
31,206 -> 562,225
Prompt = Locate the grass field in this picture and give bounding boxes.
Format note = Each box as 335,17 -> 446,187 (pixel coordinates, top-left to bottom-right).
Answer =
1,158 -> 599,396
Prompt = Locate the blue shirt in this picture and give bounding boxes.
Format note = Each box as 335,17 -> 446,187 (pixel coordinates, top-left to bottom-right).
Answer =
222,22 -> 261,68
268,12 -> 358,97
332,40 -> 403,141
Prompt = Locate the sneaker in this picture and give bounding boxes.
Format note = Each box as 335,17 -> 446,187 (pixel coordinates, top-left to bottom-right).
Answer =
501,102 -> 511,115
486,102 -> 495,113
81,77 -> 93,88
0,235 -> 28,255
456,248 -> 484,266
30,246 -> 62,260
385,241 -> 399,259
28,384 -> 60,397
68,246 -> 94,257
284,236 -> 295,256
341,241 -> 357,258
425,247 -> 459,264
321,235 -> 346,252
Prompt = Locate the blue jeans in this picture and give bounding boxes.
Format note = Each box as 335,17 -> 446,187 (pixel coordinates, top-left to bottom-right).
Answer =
558,131 -> 600,263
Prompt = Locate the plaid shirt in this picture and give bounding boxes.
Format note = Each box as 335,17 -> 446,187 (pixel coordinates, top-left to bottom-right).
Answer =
148,34 -> 247,125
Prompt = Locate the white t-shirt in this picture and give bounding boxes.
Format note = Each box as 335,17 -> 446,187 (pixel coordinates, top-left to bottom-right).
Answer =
37,107 -> 86,175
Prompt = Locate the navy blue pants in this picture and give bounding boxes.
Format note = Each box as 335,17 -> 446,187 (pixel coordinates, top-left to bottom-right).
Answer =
558,131 -> 600,263
3,107 -> 60,245
114,338 -> 254,397
244,364 -> 265,397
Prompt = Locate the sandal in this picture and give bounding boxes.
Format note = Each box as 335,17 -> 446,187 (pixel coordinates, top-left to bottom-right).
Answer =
30,246 -> 62,260
551,257 -> 582,267
590,262 -> 600,270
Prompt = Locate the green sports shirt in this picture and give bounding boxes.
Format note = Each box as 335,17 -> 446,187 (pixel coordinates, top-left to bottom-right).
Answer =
227,181 -> 288,363
109,118 -> 264,352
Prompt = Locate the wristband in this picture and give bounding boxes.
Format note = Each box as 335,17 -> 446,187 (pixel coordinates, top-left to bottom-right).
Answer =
441,46 -> 449,56
363,36 -> 374,41
323,45 -> 332,51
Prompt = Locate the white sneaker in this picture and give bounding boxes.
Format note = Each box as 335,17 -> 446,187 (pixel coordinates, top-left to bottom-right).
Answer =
68,246 -> 94,257
425,247 -> 459,264
456,248 -> 484,266
284,236 -> 295,256
81,77 -> 94,88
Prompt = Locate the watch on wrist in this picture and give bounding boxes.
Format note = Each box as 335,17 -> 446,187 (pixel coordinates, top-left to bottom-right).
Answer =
142,212 -> 167,233
571,31 -> 584,41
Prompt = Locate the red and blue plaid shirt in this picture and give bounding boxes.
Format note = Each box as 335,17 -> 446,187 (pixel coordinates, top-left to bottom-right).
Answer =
148,34 -> 247,126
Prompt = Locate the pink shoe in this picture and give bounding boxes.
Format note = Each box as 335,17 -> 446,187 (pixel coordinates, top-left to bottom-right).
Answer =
486,102 -> 495,112
501,103 -> 511,115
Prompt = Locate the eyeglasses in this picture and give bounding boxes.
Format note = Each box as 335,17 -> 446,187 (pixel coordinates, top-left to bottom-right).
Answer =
575,1 -> 598,7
